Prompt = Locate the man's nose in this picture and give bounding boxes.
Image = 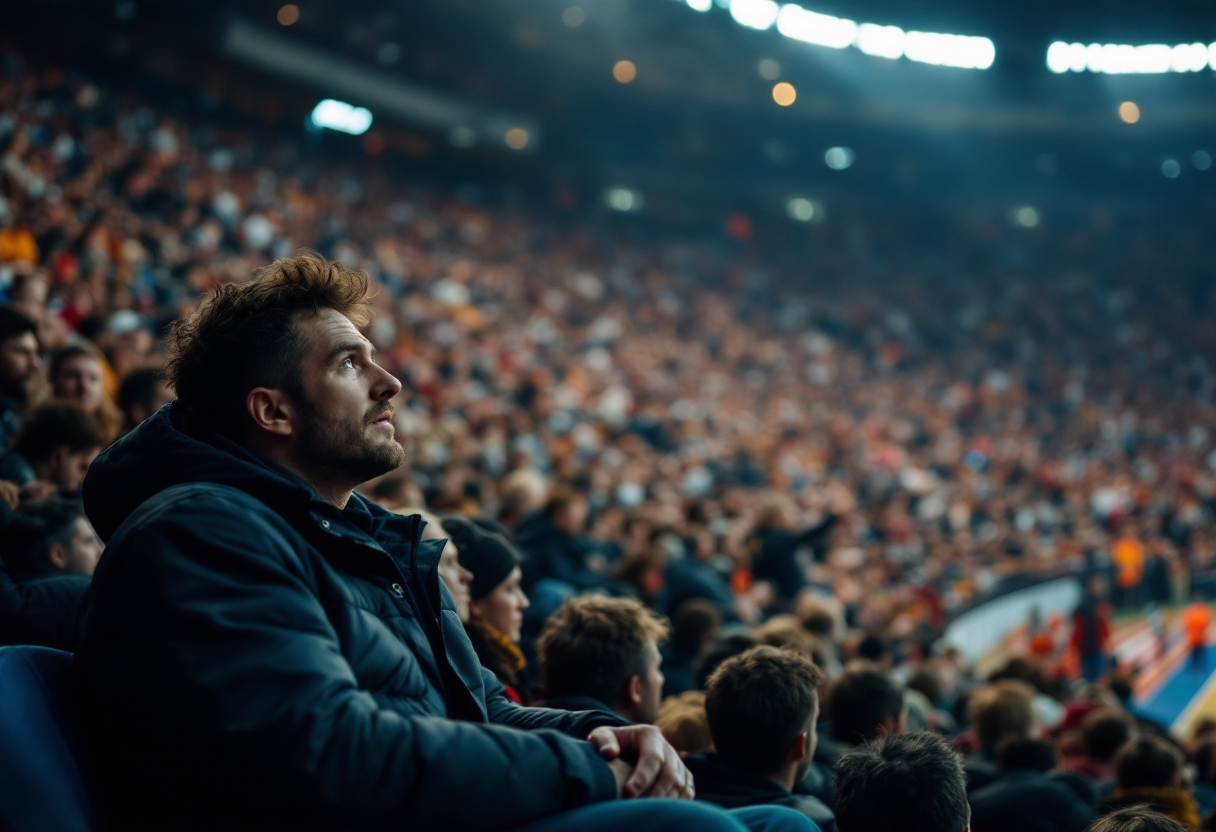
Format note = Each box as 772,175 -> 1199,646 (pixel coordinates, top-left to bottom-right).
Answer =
371,364 -> 403,400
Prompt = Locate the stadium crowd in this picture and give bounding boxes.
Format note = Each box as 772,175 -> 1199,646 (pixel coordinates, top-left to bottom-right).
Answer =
2,47 -> 1216,832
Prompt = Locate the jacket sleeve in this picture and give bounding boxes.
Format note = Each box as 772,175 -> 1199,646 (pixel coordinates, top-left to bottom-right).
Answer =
482,666 -> 629,737
80,491 -> 618,831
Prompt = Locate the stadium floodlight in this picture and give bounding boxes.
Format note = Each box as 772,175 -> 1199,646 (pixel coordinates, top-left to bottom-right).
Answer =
605,187 -> 644,212
730,0 -> 780,31
693,0 -> 995,69
1046,40 -> 1215,74
857,24 -> 905,60
904,32 -> 995,69
1009,206 -> 1039,228
787,197 -> 824,222
776,4 -> 856,50
824,146 -> 854,170
310,99 -> 373,135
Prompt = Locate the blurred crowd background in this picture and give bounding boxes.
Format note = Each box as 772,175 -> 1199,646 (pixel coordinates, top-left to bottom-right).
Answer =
2,0 -> 1216,827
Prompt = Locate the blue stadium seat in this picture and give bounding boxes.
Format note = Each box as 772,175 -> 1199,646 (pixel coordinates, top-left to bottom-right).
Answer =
0,646 -> 98,832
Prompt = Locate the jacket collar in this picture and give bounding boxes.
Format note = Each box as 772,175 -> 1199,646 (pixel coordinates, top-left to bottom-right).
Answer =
83,403 -> 434,575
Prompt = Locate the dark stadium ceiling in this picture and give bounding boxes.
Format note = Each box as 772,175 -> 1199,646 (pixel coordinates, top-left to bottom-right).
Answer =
5,0 -> 1215,217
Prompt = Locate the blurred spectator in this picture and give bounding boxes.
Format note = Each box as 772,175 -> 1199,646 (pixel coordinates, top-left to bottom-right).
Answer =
1189,737 -> 1216,819
1074,576 -> 1114,684
747,496 -> 837,604
537,595 -> 668,722
694,632 -> 761,692
0,401 -> 104,493
518,487 -> 623,620
965,680 -> 1040,791
1061,707 -> 1138,795
656,690 -> 713,755
1,497 -> 103,579
823,666 -> 906,759
663,599 -> 723,696
832,732 -> 969,832
404,508 -> 472,622
116,368 -> 173,435
1087,808 -> 1187,832
49,343 -> 122,442
498,469 -> 549,531
445,516 -> 532,702
0,304 -> 41,448
689,645 -> 835,830
968,738 -> 1093,832
1183,596 -> 1211,675
1098,738 -> 1201,830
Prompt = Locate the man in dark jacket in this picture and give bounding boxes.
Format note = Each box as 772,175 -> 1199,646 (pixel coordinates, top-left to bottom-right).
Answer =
968,739 -> 1093,832
515,488 -> 632,625
0,304 -> 42,450
74,254 -> 801,832
688,646 -> 834,831
746,497 -> 837,604
0,487 -> 90,650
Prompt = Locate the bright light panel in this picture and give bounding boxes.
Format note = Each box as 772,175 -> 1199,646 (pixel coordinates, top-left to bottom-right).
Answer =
730,0 -> 780,30
693,1 -> 995,70
310,99 -> 373,135
776,5 -> 856,50
1047,41 -> 1216,74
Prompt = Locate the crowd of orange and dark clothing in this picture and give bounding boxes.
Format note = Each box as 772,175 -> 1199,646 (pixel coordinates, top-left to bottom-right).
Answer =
3,47 -> 1216,832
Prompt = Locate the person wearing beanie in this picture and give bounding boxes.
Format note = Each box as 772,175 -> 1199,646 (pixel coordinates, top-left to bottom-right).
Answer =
444,516 -> 532,703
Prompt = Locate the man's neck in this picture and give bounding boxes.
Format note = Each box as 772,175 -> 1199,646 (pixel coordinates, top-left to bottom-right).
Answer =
766,763 -> 799,793
255,443 -> 355,509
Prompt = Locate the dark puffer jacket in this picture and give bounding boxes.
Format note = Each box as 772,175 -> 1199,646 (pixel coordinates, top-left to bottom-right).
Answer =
74,405 -> 624,832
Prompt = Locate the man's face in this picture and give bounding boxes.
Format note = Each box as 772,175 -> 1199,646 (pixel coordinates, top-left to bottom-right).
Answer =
56,516 -> 104,576
0,332 -> 42,400
54,355 -> 106,412
436,539 -> 473,622
636,640 -> 665,725
49,446 -> 100,491
292,309 -> 405,486
556,497 -> 588,536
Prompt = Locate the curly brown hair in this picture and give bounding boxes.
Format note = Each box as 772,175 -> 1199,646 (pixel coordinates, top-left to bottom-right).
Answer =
164,251 -> 372,436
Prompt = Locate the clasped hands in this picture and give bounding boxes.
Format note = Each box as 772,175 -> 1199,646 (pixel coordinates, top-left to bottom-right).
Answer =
587,725 -> 695,801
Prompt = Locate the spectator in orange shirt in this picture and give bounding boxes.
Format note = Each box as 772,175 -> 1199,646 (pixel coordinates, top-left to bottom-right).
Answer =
1112,533 -> 1145,610
1183,595 -> 1211,675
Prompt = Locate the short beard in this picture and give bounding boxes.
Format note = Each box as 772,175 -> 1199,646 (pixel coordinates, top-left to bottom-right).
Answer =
294,396 -> 406,488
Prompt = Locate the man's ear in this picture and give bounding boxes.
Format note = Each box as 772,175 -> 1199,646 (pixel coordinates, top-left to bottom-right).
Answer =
46,543 -> 69,572
625,675 -> 643,708
246,388 -> 295,437
788,730 -> 810,764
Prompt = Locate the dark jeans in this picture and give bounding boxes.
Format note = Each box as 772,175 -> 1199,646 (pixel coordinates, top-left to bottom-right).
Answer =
513,800 -> 819,832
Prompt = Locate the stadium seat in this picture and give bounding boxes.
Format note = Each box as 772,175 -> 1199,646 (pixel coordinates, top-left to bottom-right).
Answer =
0,646 -> 98,832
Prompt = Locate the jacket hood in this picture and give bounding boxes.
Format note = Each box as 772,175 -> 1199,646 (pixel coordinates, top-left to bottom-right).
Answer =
84,403 -> 324,542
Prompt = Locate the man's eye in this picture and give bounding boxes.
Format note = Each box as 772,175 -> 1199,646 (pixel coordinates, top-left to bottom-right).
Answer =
342,357 -> 355,369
